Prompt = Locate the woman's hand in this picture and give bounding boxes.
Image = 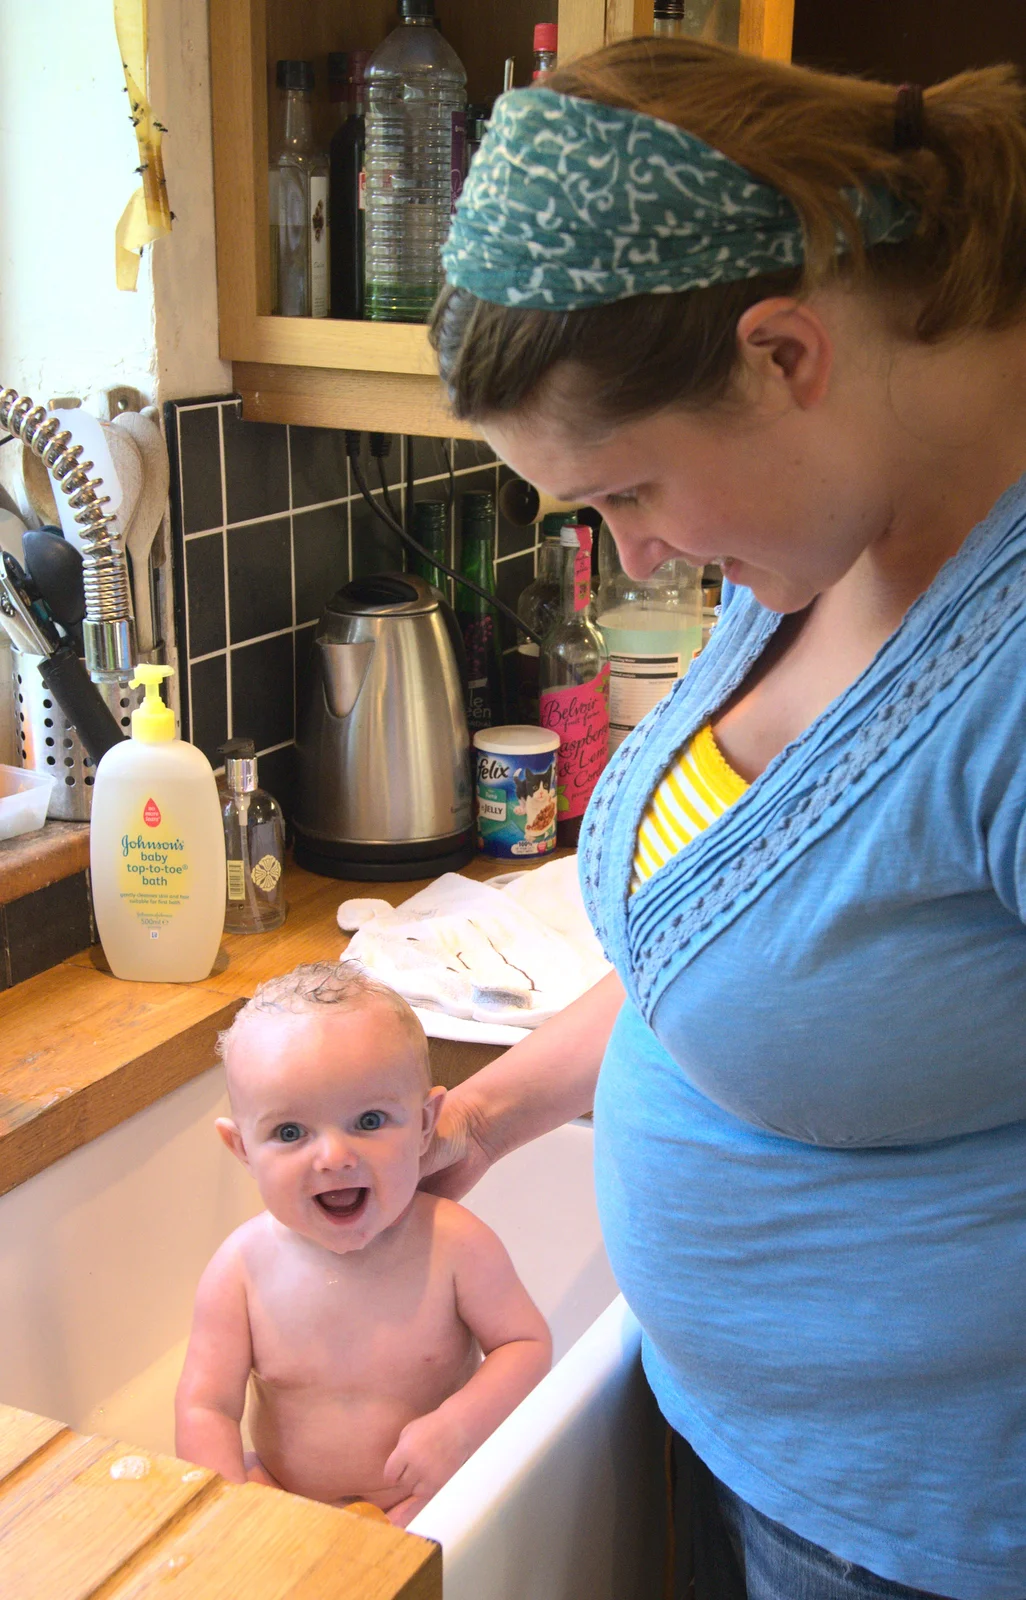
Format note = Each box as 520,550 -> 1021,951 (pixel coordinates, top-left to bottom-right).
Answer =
420,1087 -> 497,1200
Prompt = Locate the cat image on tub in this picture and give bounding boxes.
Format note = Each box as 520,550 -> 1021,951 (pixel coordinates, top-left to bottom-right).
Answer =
512,766 -> 558,838
175,962 -> 551,1526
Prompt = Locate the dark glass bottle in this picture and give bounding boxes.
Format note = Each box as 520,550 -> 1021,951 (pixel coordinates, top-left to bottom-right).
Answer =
409,499 -> 449,594
328,50 -> 368,319
456,491 -> 505,734
539,524 -> 610,848
513,512 -> 567,723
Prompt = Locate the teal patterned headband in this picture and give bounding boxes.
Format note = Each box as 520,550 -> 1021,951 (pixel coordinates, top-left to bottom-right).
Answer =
442,87 -> 919,310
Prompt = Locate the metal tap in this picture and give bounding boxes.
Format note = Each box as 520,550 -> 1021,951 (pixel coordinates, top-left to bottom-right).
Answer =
0,386 -> 135,683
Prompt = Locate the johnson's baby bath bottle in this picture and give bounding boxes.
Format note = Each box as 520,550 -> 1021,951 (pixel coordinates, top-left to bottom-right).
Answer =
90,665 -> 226,982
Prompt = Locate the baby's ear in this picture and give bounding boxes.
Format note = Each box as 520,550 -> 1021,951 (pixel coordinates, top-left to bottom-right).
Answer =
420,1085 -> 446,1148
215,1117 -> 249,1168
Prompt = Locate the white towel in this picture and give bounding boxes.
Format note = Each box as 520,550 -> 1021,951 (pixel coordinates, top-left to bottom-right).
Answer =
339,855 -> 609,1039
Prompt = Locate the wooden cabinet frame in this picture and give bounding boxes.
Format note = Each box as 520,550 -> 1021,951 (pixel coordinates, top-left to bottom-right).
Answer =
209,0 -> 794,436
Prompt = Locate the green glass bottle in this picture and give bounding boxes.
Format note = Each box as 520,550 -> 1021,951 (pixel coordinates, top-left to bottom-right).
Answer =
409,499 -> 449,595
456,491 -> 505,734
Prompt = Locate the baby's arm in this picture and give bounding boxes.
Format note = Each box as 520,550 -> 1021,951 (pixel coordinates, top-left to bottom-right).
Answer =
174,1236 -> 253,1484
384,1206 -> 552,1524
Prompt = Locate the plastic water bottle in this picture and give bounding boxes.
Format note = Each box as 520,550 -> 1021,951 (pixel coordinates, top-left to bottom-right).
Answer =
364,0 -> 467,323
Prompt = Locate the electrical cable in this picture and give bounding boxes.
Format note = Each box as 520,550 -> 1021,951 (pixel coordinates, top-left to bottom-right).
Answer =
344,430 -> 543,645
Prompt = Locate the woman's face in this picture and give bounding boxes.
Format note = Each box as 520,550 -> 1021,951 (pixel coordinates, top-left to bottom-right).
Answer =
480,295 -> 896,615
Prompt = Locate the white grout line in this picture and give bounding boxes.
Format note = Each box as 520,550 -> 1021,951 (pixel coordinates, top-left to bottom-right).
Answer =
189,647 -> 228,667
217,405 -> 232,740
228,625 -> 296,652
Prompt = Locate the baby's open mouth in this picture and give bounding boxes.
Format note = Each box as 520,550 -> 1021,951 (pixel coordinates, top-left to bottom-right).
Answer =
314,1187 -> 367,1220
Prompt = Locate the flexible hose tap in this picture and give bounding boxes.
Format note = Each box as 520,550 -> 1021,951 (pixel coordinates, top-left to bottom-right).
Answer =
0,386 -> 136,682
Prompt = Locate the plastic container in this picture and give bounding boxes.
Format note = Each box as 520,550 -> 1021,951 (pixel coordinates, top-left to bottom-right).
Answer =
90,665 -> 226,983
0,764 -> 54,840
363,0 -> 467,322
474,726 -> 559,858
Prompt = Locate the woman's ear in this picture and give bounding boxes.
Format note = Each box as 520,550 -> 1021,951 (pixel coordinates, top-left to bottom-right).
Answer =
216,1117 -> 249,1168
735,297 -> 834,411
421,1085 -> 447,1150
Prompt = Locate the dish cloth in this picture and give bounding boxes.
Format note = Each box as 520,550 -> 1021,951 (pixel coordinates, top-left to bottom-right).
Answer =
338,855 -> 609,1041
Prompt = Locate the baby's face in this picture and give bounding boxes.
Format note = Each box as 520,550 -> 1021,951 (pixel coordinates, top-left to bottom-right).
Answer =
218,1002 -> 442,1255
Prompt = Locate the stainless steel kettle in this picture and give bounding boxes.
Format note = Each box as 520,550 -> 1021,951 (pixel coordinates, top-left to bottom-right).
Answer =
293,573 -> 474,880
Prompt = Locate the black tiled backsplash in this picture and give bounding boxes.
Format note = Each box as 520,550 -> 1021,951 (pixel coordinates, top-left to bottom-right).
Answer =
166,396 -> 540,819
0,871 -> 94,990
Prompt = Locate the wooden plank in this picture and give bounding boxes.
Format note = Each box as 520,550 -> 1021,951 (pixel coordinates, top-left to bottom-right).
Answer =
739,0 -> 795,59
559,0 -> 607,59
0,1407 -> 67,1483
242,319 -> 438,377
0,978 -> 241,1197
233,362 -> 478,440
209,0 -> 267,345
0,1433 -> 215,1600
605,0 -> 653,41
106,1479 -> 441,1600
0,823 -> 90,910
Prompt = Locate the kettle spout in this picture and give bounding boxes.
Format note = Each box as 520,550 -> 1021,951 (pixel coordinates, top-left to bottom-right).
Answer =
318,638 -> 375,719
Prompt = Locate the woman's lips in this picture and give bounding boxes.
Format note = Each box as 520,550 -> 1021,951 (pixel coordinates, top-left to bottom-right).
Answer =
314,1187 -> 368,1221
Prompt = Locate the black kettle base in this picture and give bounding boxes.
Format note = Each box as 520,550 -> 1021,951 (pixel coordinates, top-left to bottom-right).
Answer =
293,829 -> 476,883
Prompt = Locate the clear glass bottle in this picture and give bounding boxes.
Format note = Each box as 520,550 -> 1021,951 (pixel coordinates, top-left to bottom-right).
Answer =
596,523 -> 702,754
455,491 -> 505,734
513,513 -> 567,723
532,22 -> 558,78
328,50 -> 369,320
409,498 -> 449,595
219,740 -> 287,933
653,0 -> 687,34
539,524 -> 610,848
364,0 -> 467,323
272,60 -> 330,318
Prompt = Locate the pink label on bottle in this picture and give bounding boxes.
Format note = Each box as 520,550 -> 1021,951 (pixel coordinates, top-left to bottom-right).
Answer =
539,664 -> 610,820
573,525 -> 592,611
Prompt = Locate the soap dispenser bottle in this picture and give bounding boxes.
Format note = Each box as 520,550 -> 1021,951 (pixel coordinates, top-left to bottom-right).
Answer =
90,665 -> 226,982
219,739 -> 287,933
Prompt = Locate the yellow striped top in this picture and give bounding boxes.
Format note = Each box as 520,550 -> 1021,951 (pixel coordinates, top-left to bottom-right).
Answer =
631,723 -> 749,893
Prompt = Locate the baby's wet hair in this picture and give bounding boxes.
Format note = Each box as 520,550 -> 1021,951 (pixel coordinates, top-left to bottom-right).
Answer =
218,962 -> 430,1084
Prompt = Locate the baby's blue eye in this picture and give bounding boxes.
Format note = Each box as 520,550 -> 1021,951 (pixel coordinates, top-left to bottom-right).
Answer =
275,1122 -> 305,1143
356,1110 -> 386,1132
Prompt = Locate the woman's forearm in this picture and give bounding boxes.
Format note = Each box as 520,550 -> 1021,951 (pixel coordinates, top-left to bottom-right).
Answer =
457,969 -> 625,1161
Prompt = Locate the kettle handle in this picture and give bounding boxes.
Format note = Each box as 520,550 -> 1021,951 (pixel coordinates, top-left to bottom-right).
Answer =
317,636 -> 375,720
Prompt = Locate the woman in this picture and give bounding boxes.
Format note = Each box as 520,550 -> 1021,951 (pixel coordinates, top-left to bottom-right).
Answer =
424,37 -> 1026,1600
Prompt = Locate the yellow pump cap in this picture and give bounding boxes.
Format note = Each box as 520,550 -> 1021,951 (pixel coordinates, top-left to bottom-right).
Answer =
129,664 -> 175,743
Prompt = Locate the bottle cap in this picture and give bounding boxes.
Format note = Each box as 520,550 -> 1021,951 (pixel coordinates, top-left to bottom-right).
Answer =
129,664 -> 175,744
653,0 -> 686,14
399,0 -> 436,17
533,23 -> 558,51
276,59 -> 314,92
541,510 -> 574,539
219,737 -> 258,794
559,524 -> 581,548
412,499 -> 448,535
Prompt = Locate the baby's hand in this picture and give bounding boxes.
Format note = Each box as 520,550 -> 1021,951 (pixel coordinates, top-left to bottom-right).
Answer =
382,1409 -> 473,1527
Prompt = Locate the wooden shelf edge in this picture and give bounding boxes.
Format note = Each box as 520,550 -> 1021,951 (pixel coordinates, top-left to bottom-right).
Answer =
227,318 -> 440,378
0,1000 -> 244,1200
233,362 -> 479,440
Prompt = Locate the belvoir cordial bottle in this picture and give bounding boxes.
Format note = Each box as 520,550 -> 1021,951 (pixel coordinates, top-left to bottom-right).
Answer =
539,523 -> 610,848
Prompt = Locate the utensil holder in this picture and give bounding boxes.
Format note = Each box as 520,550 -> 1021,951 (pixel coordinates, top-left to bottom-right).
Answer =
10,651 -> 138,822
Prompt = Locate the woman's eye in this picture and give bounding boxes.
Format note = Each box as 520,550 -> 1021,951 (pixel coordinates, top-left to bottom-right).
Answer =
604,490 -> 640,509
356,1111 -> 386,1132
274,1122 -> 305,1143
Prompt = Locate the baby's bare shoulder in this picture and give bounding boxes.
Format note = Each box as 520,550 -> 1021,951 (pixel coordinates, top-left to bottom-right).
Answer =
416,1193 -> 508,1262
203,1212 -> 273,1283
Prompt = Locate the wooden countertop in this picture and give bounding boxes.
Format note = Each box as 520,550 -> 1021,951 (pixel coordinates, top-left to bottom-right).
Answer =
0,1401 -> 440,1600
0,820 -> 90,907
0,854 -> 528,1198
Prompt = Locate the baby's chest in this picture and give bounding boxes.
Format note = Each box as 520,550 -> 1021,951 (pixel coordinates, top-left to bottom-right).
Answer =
247,1270 -> 471,1388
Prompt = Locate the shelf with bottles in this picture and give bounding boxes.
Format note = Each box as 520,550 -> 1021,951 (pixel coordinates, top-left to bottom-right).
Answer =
209,0 -> 794,436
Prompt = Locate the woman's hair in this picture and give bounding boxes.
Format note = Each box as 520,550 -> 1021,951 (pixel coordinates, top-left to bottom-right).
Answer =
430,38 -> 1026,428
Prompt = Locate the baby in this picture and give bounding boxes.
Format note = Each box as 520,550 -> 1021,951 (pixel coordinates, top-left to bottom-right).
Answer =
175,962 -> 551,1525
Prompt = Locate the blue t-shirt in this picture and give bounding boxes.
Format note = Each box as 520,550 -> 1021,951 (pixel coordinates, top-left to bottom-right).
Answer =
579,477 -> 1026,1599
